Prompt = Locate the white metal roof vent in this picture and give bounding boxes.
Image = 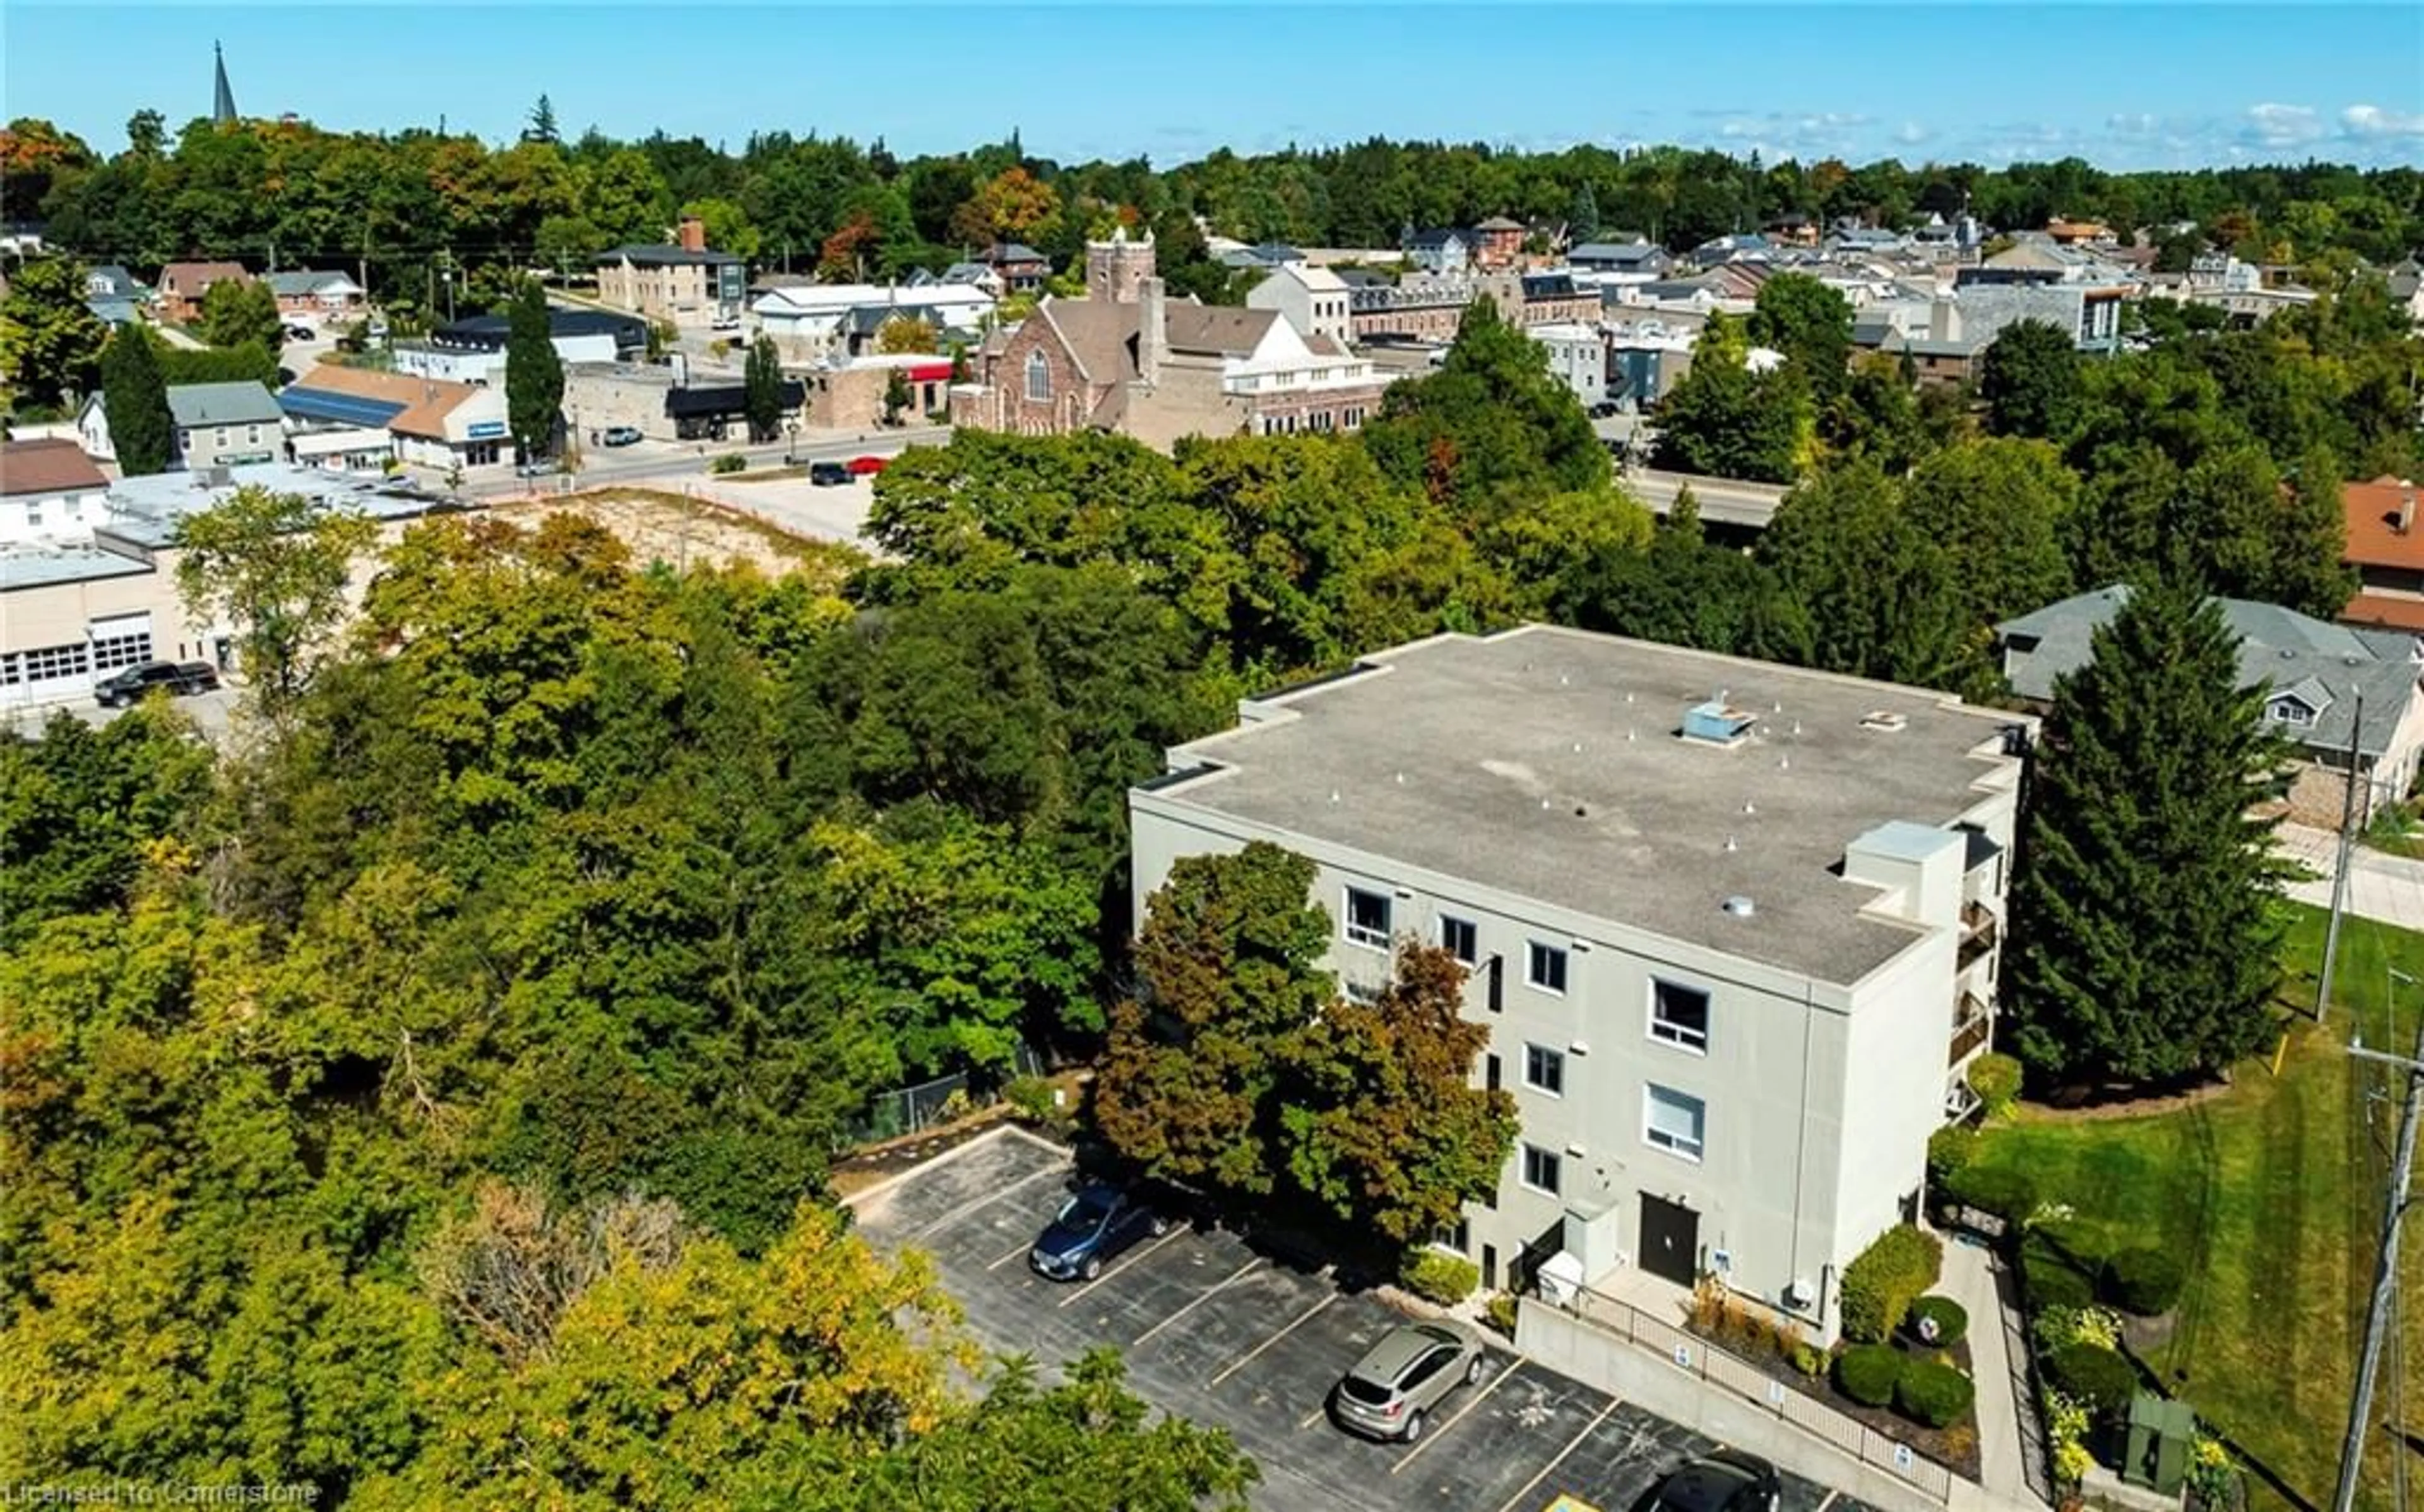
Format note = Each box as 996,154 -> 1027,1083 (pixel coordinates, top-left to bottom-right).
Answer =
1860,709 -> 1909,733
1722,895 -> 1756,918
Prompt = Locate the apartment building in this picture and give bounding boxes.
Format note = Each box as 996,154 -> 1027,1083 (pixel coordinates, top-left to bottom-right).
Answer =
594,217 -> 746,325
1129,625 -> 2031,1342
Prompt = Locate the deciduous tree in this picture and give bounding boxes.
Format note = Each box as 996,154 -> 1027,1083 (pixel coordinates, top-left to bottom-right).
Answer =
0,255 -> 109,408
196,275 -> 283,352
1979,319 -> 2081,440
744,333 -> 783,442
172,484 -> 377,712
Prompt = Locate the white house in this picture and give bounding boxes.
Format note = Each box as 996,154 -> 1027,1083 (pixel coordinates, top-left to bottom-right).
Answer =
753,281 -> 997,360
1128,625 -> 2031,1340
1245,262 -> 1355,350
1530,322 -> 1609,407
0,439 -> 111,545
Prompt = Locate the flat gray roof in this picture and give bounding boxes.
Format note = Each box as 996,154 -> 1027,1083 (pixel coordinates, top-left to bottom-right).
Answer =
1148,625 -> 2026,984
0,543 -> 154,591
99,463 -> 449,548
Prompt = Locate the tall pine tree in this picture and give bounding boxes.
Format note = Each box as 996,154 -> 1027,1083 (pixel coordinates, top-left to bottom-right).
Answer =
2004,578 -> 2289,1088
504,278 -> 563,463
100,328 -> 174,476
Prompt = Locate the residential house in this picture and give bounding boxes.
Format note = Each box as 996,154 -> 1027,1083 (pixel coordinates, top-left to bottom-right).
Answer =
2340,476 -> 2424,632
1129,624 -> 2033,1335
0,439 -> 110,544
2043,216 -> 2112,245
951,232 -> 1389,446
1469,215 -> 1528,269
156,260 -> 252,324
167,382 -> 283,470
265,269 -> 367,317
85,264 -> 144,302
1220,242 -> 1308,272
940,260 -> 1006,297
1569,240 -> 1672,280
1531,322 -> 1608,406
594,218 -> 747,325
278,364 -> 517,470
1401,227 -> 1472,275
1606,320 -> 1698,408
2385,259 -> 2424,330
978,242 -> 1052,295
752,280 -> 996,363
1245,262 -> 1354,350
1998,585 -> 2424,828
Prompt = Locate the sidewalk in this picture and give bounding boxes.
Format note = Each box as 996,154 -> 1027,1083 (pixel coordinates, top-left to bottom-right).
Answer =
1938,1238 -> 2053,1511
2277,821 -> 2424,931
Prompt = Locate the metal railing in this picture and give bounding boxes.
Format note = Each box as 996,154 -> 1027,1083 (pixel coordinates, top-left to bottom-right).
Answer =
1566,1285 -> 1959,1504
1949,994 -> 1993,1066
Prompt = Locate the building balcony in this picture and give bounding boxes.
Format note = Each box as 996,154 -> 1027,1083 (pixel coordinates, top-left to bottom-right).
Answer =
1948,991 -> 1992,1067
1957,901 -> 1999,970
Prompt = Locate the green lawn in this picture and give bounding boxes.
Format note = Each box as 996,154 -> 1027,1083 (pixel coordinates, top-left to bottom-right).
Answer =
1968,903 -> 2424,1509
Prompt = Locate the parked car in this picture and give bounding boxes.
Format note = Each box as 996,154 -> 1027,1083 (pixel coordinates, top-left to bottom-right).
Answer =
711,316 -> 743,332
1648,1451 -> 1781,1512
1028,1183 -> 1167,1281
95,660 -> 220,708
283,324 -> 317,342
1330,1321 -> 1486,1442
808,460 -> 850,487
601,426 -> 643,447
515,459 -> 552,478
847,454 -> 888,476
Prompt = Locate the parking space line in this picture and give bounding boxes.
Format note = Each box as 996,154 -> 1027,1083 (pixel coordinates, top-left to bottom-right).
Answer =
904,1162 -> 1067,1243
1391,1357 -> 1524,1475
1056,1225 -> 1191,1305
1209,1292 -> 1335,1387
1131,1257 -> 1267,1347
1298,1402 -> 1329,1431
1815,1494 -> 1838,1512
985,1236 -> 1037,1272
1488,1395 -> 1621,1512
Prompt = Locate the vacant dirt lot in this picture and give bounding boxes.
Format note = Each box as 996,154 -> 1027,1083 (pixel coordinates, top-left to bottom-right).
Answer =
487,487 -> 864,586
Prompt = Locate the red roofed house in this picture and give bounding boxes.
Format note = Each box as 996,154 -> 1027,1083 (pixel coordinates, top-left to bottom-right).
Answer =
156,261 -> 253,324
0,438 -> 110,544
2340,475 -> 2424,632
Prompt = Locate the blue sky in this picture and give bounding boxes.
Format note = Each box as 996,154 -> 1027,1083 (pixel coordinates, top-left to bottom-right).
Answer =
8,3 -> 2422,172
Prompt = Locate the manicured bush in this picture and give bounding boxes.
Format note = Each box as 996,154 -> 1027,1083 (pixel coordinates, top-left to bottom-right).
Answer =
1967,1053 -> 2023,1117
1790,1342 -> 1824,1378
1928,1124 -> 1980,1185
2023,1258 -> 2096,1312
1905,1294 -> 1970,1349
1483,1292 -> 1519,1337
1834,1343 -> 1905,1407
1895,1360 -> 1978,1427
710,452 -> 747,474
2102,1245 -> 2186,1316
1839,1224 -> 1944,1343
1399,1249 -> 1480,1305
2045,1341 -> 2137,1416
1941,1161 -> 2036,1222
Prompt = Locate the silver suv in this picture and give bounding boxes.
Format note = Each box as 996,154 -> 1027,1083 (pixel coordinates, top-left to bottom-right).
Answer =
1330,1321 -> 1486,1442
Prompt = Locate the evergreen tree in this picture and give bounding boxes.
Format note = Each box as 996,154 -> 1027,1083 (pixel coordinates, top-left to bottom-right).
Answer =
525,93 -> 559,145
743,334 -> 783,442
100,326 -> 174,476
504,278 -> 563,462
1568,182 -> 1601,244
2004,579 -> 2289,1088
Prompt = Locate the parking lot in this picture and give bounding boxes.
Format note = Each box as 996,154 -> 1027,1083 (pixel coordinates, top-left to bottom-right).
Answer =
853,1128 -> 1884,1512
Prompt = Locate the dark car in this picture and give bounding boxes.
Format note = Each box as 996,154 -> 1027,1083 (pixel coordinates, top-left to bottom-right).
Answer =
1029,1183 -> 1167,1281
1649,1450 -> 1782,1512
808,460 -> 850,487
95,660 -> 220,708
283,324 -> 316,342
1330,1321 -> 1486,1442
601,426 -> 643,447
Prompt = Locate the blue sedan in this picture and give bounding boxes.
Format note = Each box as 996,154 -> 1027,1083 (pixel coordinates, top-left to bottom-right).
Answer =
1030,1183 -> 1169,1281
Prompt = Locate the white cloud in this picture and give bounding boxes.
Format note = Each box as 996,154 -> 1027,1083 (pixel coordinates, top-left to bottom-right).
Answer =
2106,112 -> 2160,136
2342,103 -> 2424,138
1892,121 -> 1931,145
2245,102 -> 2326,146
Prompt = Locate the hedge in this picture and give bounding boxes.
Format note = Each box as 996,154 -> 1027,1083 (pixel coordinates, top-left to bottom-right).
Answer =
1840,1224 -> 1944,1343
1834,1343 -> 1905,1407
2102,1246 -> 2186,1316
1967,1053 -> 2023,1117
2046,1342 -> 2137,1415
1940,1161 -> 2036,1222
2023,1256 -> 2096,1311
1895,1360 -> 1977,1427
1399,1250 -> 1480,1305
1905,1294 -> 1970,1349
1927,1124 -> 1980,1185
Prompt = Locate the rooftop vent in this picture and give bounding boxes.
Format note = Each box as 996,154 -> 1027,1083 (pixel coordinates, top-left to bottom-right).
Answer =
1682,699 -> 1759,746
1860,709 -> 1908,733
1722,895 -> 1756,918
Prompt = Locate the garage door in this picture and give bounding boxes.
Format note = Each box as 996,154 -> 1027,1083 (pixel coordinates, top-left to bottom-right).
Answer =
2,641 -> 93,706
89,612 -> 155,678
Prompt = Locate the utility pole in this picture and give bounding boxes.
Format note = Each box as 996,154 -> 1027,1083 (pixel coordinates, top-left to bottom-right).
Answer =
2334,1017 -> 2424,1512
2317,693 -> 2367,1023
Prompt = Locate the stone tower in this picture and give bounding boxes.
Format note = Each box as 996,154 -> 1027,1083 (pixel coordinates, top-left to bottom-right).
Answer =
1084,227 -> 1156,304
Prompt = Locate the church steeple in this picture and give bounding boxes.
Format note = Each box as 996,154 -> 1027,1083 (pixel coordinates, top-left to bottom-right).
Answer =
212,41 -> 237,126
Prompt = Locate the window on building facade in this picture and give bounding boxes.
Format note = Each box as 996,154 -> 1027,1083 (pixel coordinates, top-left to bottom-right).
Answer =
1523,1042 -> 1565,1096
25,505 -> 40,528
1025,350 -> 1051,401
90,630 -> 154,672
1521,1143 -> 1562,1195
1343,886 -> 1392,948
1644,1084 -> 1706,1161
1649,980 -> 1711,1051
6,642 -> 92,684
1526,940 -> 1568,994
1439,914 -> 1478,966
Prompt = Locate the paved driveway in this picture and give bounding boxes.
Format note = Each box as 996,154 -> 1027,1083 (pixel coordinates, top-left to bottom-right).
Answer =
852,1128 -> 1884,1512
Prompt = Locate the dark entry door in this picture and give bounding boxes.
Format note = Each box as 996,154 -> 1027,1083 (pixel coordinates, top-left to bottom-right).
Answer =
1637,1193 -> 1699,1286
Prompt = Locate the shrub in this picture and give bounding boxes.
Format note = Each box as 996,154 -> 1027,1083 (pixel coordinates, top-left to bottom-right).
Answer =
1927,1124 -> 1980,1185
1839,1224 -> 1943,1343
2034,1303 -> 2122,1354
1790,1342 -> 1824,1378
2045,1341 -> 2137,1416
2103,1245 -> 2186,1316
1941,1161 -> 2036,1222
1834,1343 -> 1905,1406
1905,1294 -> 1970,1349
1483,1292 -> 1519,1337
1002,1075 -> 1059,1125
1400,1249 -> 1479,1305
1967,1053 -> 2023,1117
1895,1360 -> 1977,1427
2021,1233 -> 2098,1311
710,452 -> 747,474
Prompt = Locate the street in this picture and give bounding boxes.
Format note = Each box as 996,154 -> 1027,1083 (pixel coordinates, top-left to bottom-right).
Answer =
446,423 -> 953,502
